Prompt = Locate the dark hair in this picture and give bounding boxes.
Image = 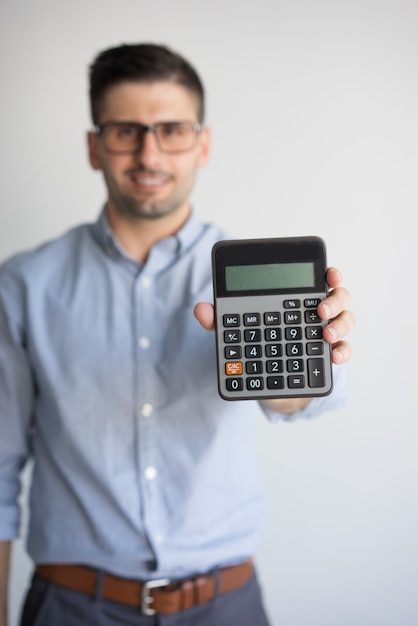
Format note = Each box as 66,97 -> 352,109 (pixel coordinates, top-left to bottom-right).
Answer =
89,43 -> 205,125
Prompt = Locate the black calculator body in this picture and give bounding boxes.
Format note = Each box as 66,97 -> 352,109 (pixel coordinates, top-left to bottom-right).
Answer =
212,236 -> 333,401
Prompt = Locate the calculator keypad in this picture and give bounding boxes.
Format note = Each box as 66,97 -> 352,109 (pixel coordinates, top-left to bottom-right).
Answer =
215,293 -> 333,400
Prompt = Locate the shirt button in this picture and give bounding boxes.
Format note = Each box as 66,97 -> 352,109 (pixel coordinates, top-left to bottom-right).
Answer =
138,337 -> 150,349
141,277 -> 151,288
154,533 -> 164,544
144,466 -> 157,480
141,403 -> 153,417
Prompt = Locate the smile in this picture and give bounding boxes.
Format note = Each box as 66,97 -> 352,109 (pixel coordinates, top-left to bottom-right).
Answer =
132,175 -> 166,186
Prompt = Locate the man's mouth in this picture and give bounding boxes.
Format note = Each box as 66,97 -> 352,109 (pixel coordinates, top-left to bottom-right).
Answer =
129,171 -> 172,191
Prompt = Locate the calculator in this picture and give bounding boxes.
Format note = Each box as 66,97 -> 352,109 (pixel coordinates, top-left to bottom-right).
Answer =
212,236 -> 333,401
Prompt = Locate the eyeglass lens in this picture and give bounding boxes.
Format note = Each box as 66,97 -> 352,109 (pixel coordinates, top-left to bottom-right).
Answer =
102,122 -> 198,154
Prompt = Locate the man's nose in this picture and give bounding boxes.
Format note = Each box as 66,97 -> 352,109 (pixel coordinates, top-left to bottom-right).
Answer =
134,128 -> 161,164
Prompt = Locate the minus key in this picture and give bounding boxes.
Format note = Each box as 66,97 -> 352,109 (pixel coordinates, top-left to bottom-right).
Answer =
306,342 -> 324,355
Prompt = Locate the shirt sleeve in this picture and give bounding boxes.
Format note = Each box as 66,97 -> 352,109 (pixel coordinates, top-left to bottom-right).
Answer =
259,363 -> 348,423
0,262 -> 34,540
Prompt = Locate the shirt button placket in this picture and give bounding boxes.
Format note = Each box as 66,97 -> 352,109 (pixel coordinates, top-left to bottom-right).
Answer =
134,273 -> 161,559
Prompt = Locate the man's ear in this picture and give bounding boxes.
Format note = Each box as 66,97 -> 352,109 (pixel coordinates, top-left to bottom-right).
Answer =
87,131 -> 101,170
197,126 -> 211,168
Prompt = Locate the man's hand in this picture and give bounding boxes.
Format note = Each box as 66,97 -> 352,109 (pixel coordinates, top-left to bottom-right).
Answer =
194,267 -> 354,365
315,267 -> 354,364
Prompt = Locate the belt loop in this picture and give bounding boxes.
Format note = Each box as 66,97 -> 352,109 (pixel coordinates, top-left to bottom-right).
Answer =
213,567 -> 220,600
94,570 -> 104,601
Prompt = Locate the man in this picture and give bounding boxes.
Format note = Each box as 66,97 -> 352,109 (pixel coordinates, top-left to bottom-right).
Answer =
0,44 -> 354,626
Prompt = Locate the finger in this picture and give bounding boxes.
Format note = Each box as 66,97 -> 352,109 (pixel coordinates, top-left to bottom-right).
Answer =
318,287 -> 351,321
194,302 -> 215,331
322,309 -> 356,344
331,340 -> 352,365
326,267 -> 343,289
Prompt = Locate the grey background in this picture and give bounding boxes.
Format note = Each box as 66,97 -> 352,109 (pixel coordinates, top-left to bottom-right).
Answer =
1,1 -> 417,624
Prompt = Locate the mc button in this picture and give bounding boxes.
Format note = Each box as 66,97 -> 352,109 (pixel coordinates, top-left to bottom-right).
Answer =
223,314 -> 240,327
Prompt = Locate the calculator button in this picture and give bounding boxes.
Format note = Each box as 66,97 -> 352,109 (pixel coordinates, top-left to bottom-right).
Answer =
245,345 -> 262,358
265,328 -> 281,342
287,359 -> 304,373
264,312 -> 281,325
267,376 -> 284,390
246,361 -> 263,374
307,342 -> 323,355
305,310 -> 321,324
226,362 -> 243,376
304,298 -> 321,308
224,329 -> 241,343
284,299 -> 301,309
286,343 -> 303,356
225,346 -> 242,359
284,311 -> 302,324
285,327 -> 302,340
288,375 -> 305,388
308,358 -> 326,388
244,313 -> 261,326
223,314 -> 240,327
244,328 -> 261,342
265,344 -> 282,357
246,377 -> 264,391
266,360 -> 283,373
306,326 -> 323,339
226,378 -> 243,392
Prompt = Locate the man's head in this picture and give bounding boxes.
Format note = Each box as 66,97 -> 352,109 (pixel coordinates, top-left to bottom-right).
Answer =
87,43 -> 210,229
89,43 -> 205,126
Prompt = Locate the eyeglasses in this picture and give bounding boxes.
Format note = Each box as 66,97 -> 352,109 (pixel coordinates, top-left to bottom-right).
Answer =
96,121 -> 202,155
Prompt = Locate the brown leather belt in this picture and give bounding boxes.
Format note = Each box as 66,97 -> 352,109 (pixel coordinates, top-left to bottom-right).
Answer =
35,560 -> 253,615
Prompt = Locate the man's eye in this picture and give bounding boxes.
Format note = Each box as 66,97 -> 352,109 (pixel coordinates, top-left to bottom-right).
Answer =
161,124 -> 184,137
116,125 -> 137,138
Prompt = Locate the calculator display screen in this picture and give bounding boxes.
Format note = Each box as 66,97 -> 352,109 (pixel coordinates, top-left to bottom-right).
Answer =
225,262 -> 315,292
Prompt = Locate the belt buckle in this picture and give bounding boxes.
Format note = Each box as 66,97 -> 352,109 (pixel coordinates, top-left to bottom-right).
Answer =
141,578 -> 170,615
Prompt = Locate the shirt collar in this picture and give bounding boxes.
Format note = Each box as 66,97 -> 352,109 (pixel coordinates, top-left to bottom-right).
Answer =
91,208 -> 204,267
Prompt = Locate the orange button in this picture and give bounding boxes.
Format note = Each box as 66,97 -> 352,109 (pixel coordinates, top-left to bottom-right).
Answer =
225,361 -> 243,376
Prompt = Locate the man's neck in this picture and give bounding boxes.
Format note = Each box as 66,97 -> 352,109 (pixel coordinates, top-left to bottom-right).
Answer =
105,203 -> 191,264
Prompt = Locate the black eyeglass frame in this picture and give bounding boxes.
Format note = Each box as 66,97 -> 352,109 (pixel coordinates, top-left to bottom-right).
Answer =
95,120 -> 203,155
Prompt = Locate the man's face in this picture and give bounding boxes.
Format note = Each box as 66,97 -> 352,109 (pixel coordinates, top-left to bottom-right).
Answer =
88,81 -> 210,223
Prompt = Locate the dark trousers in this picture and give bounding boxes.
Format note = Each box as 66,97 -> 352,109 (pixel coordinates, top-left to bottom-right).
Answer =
20,570 -> 271,626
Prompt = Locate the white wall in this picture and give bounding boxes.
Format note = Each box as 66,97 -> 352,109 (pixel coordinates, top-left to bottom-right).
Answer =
1,1 -> 417,625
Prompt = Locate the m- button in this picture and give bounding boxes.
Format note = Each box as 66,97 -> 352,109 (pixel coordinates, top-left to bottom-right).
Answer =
264,312 -> 281,325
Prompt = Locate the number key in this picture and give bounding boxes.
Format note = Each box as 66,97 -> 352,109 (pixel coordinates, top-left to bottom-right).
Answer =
286,343 -> 303,356
246,361 -> 263,374
266,360 -> 283,373
245,345 -> 262,358
287,359 -> 304,372
285,327 -> 302,340
265,328 -> 281,342
244,328 -> 261,342
265,344 -> 282,357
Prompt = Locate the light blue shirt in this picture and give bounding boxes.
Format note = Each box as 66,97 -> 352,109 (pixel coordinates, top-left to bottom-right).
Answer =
0,211 -> 346,580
